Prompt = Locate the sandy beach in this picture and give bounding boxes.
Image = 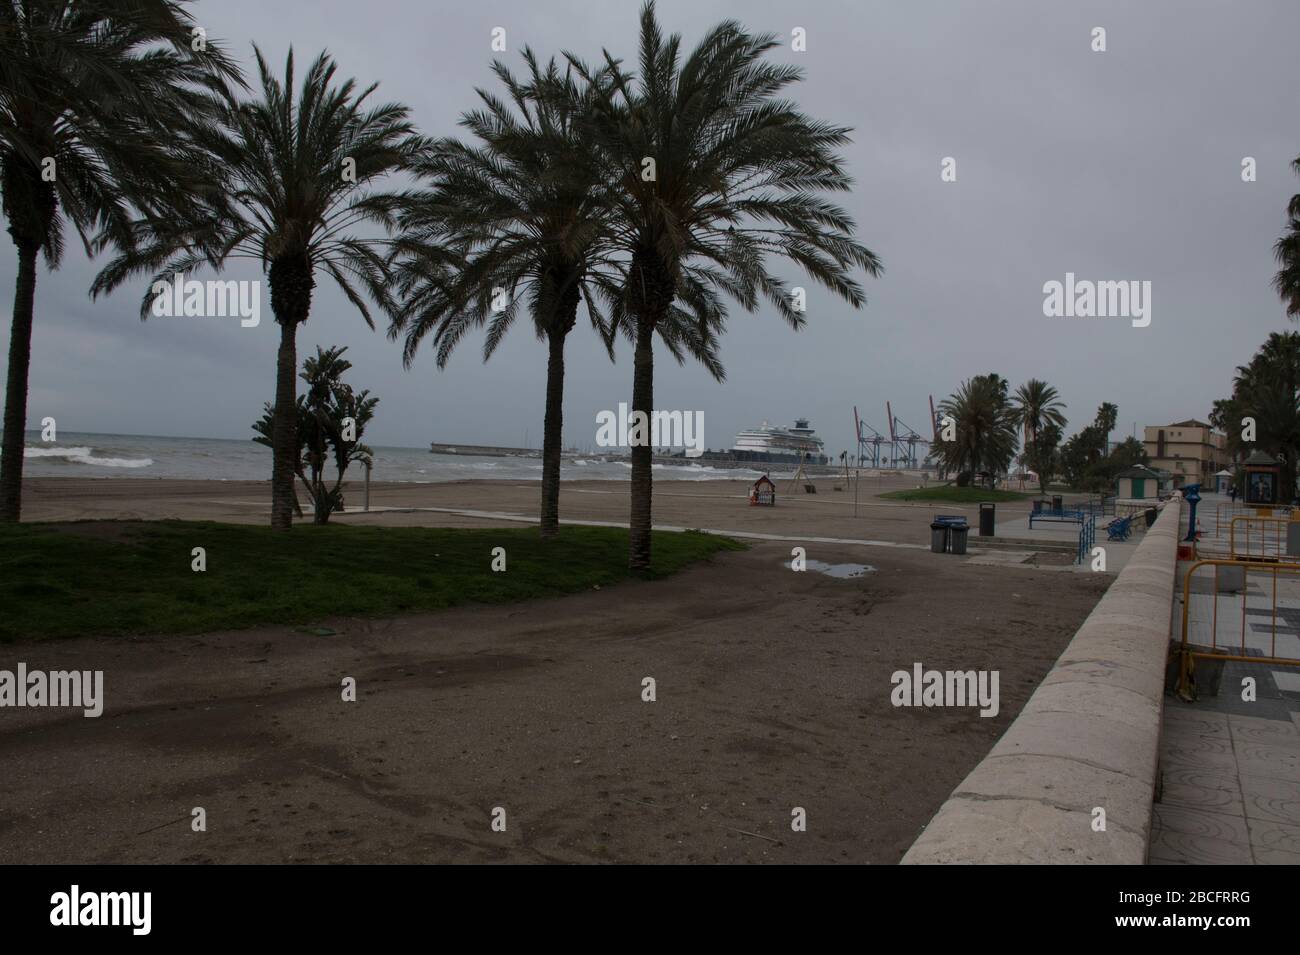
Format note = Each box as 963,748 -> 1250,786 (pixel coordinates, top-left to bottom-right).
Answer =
0,476 -> 1110,863
18,473 -> 1039,540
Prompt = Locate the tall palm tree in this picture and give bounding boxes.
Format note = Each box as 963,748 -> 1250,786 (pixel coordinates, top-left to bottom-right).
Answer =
1010,379 -> 1066,447
390,52 -> 619,541
1274,157 -> 1300,318
0,0 -> 240,522
574,1 -> 882,573
93,47 -> 423,530
390,49 -> 728,540
935,374 -> 1018,485
1224,331 -> 1300,498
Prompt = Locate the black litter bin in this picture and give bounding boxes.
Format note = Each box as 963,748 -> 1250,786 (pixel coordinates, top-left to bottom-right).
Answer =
1052,494 -> 1063,511
1144,507 -> 1157,528
979,502 -> 996,536
930,522 -> 949,554
949,523 -> 970,555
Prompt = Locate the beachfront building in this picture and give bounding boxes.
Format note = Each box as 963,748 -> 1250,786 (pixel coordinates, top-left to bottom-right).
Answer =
1116,464 -> 1164,500
1142,419 -> 1226,490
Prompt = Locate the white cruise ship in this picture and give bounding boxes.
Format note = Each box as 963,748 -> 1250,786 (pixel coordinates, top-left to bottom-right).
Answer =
730,419 -> 829,465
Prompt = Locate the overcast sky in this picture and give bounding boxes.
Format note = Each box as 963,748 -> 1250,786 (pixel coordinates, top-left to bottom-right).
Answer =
4,0 -> 1299,456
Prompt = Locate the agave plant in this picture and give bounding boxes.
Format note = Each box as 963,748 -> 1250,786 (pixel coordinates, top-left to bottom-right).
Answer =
252,344 -> 377,524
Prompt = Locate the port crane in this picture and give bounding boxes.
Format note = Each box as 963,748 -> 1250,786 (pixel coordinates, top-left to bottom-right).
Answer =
887,401 -> 928,469
854,398 -> 940,470
853,406 -> 885,467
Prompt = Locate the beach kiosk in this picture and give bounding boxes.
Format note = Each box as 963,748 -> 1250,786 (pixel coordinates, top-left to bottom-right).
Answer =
1116,464 -> 1160,501
749,474 -> 776,507
1242,450 -> 1280,513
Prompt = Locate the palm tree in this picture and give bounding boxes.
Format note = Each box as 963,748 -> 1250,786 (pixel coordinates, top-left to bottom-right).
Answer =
1224,331 -> 1300,498
390,52 -> 619,541
1274,157 -> 1300,318
1010,379 -> 1066,448
574,1 -> 882,573
0,0 -> 240,522
935,374 -> 1019,485
390,49 -> 728,540
93,47 -> 423,530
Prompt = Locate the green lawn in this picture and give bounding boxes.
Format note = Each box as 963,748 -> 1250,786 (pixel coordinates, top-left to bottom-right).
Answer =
0,521 -> 744,642
878,486 -> 1034,503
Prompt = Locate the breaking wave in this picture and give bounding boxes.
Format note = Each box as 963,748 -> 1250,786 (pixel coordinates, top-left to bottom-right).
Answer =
23,445 -> 153,469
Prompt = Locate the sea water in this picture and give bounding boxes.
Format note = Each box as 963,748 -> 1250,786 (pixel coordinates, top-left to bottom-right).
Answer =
13,431 -> 779,484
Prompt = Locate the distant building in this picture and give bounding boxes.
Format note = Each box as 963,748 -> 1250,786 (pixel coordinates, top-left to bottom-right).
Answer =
1143,419 -> 1226,489
1116,464 -> 1163,500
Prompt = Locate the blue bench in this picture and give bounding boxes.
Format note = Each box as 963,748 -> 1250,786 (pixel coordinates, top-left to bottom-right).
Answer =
1029,509 -> 1085,529
1105,516 -> 1133,541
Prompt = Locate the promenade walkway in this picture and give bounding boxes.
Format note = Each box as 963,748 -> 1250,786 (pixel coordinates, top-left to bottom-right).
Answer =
1151,492 -> 1300,863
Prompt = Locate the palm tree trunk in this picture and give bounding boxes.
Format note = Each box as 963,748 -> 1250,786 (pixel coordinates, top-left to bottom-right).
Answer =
271,318 -> 298,531
0,243 -> 38,522
268,255 -> 314,531
540,328 -> 567,540
629,316 -> 654,574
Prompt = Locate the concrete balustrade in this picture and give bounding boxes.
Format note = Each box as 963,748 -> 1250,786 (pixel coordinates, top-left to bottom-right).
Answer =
901,498 -> 1182,864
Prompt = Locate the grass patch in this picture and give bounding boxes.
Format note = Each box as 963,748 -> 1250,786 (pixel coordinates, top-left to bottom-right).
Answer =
878,486 -> 1034,503
0,520 -> 745,642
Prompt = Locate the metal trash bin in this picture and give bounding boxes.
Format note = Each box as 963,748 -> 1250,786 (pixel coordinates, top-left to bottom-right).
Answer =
930,522 -> 949,554
1031,499 -> 1044,514
949,523 -> 970,555
1052,494 -> 1063,511
979,502 -> 995,536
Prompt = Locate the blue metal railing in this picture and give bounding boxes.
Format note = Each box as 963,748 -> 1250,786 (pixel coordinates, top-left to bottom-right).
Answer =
1078,513 -> 1096,564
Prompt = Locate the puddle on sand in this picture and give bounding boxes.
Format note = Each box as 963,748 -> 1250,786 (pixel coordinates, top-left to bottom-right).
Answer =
782,559 -> 875,578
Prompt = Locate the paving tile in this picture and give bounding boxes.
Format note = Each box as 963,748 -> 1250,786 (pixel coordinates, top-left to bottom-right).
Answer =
1153,804 -> 1250,843
1160,765 -> 1240,794
1239,773 -> 1300,826
1161,730 -> 1234,756
1162,708 -> 1230,739
1234,742 -> 1300,782
1160,777 -> 1244,815
1228,713 -> 1300,746
1160,742 -> 1239,773
1252,846 -> 1300,864
1148,826 -> 1253,865
1246,818 -> 1300,857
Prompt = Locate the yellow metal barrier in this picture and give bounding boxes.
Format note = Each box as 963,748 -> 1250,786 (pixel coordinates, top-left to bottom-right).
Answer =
1175,558 -> 1300,699
1214,501 -> 1296,537
1228,515 -> 1294,561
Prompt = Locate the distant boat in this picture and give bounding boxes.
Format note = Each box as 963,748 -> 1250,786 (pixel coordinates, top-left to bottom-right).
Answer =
698,418 -> 830,466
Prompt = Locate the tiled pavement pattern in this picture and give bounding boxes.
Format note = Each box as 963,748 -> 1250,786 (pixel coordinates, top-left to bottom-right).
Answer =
1155,549 -> 1300,863
1152,700 -> 1300,864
